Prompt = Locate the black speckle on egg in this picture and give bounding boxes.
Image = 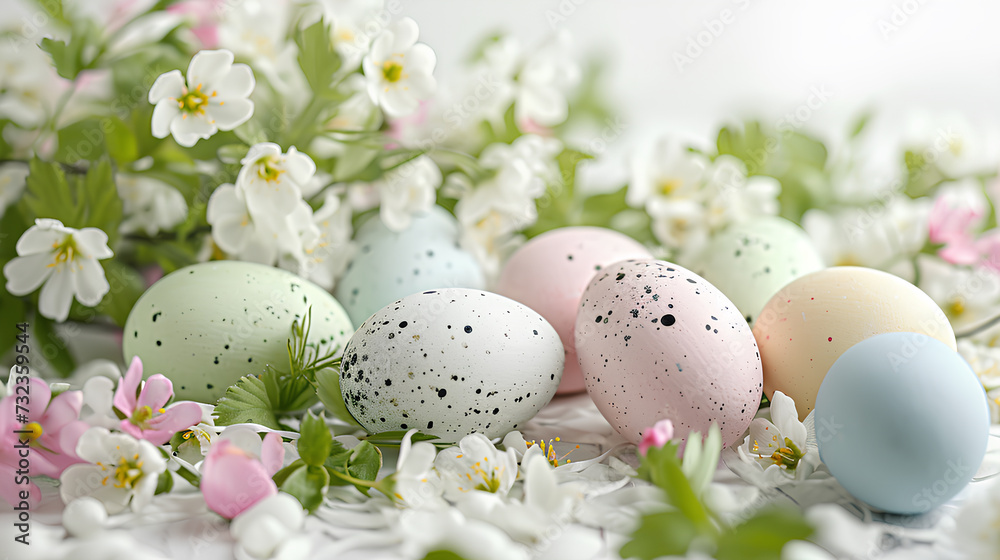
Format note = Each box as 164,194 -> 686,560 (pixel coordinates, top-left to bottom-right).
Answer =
156,340 -> 162,346
464,325 -> 473,333
438,388 -> 447,398
661,314 -> 676,326
399,321 -> 408,328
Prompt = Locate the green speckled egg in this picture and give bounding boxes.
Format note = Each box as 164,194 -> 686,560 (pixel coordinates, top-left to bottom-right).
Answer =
123,261 -> 354,403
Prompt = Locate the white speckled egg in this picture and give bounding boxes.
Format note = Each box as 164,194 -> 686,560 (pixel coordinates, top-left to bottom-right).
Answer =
496,227 -> 653,395
694,217 -> 824,325
575,260 -> 762,447
753,266 -> 956,419
335,210 -> 484,327
123,261 -> 354,403
339,288 -> 564,440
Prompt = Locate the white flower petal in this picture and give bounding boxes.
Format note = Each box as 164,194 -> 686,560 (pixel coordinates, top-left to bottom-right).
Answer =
169,114 -> 216,147
14,224 -> 63,255
38,266 -> 75,321
406,43 -> 437,74
770,391 -> 807,447
72,258 -> 110,306
148,70 -> 185,104
205,99 -> 254,130
389,18 -> 420,51
187,49 -> 235,91
216,63 -> 255,98
74,228 -> 113,259
4,253 -> 54,295
283,147 -> 316,186
379,87 -> 418,118
150,101 -> 180,139
747,418 -> 781,457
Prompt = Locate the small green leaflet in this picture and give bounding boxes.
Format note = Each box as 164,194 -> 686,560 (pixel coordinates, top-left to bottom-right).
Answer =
315,366 -> 362,427
213,372 -> 280,428
298,410 -> 334,467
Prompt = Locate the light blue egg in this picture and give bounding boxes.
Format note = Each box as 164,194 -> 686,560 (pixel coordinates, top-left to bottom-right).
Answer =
335,210 -> 484,326
815,332 -> 989,514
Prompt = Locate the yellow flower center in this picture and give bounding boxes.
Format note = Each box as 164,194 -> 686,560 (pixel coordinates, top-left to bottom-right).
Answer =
526,437 -> 579,467
255,156 -> 285,182
454,455 -> 506,493
756,436 -> 805,470
382,60 -> 404,83
23,422 -> 43,441
657,178 -> 682,196
948,298 -> 966,318
48,235 -> 78,268
130,405 -> 155,429
176,84 -> 211,115
98,453 -> 145,489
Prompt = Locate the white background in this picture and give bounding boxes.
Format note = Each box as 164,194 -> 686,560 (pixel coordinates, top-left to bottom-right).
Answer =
402,0 -> 1000,187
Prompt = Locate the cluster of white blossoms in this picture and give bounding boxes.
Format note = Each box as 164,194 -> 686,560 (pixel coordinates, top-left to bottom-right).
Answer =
627,138 -> 781,261
206,142 -> 354,290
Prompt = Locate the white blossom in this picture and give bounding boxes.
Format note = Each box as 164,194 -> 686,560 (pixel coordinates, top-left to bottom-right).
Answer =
0,162 -> 28,220
149,49 -> 255,147
232,492 -> 311,560
236,143 -> 317,221
117,174 -> 188,235
301,190 -> 355,290
3,219 -> 113,322
514,31 -> 579,129
377,155 -> 442,232
434,433 -> 518,500
361,18 -> 436,118
59,427 -> 167,514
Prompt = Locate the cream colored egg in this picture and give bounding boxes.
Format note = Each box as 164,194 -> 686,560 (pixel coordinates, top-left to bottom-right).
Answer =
123,261 -> 354,403
753,266 -> 956,419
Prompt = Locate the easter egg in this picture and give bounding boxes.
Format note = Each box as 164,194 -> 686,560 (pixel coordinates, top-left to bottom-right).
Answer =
496,227 -> 653,394
753,266 -> 955,419
123,261 -> 354,403
816,332 -> 989,514
334,210 -> 484,327
695,217 -> 824,325
575,259 -> 762,447
339,288 -> 564,440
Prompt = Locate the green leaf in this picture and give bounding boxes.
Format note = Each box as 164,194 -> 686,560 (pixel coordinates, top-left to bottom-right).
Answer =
619,511 -> 699,560
33,313 -> 75,377
79,158 -> 123,245
298,410 -> 333,467
348,441 -> 381,482
40,37 -> 86,80
323,439 -> 353,470
20,158 -> 77,225
280,464 -> 329,513
422,552 -> 470,560
272,458 -> 304,487
95,260 -> 145,327
0,291 -> 26,357
154,469 -> 174,495
848,111 -> 871,139
578,184 -> 628,226
715,509 -> 813,560
214,373 -> 279,429
638,442 -> 713,533
296,19 -> 341,94
315,366 -> 362,426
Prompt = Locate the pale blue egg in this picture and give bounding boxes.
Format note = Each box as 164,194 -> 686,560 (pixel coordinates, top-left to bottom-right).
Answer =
815,332 -> 989,514
335,210 -> 484,326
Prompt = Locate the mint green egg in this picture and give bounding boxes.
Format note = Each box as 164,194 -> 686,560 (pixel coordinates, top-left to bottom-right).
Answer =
123,261 -> 354,403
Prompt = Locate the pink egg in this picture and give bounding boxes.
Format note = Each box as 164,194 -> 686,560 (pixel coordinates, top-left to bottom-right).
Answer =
575,259 -> 762,447
496,227 -> 652,394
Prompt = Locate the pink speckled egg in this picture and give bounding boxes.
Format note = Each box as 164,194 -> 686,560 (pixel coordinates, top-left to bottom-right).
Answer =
575,260 -> 762,447
496,227 -> 652,394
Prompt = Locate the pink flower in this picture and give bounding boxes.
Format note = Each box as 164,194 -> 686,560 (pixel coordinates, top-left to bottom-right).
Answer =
0,377 -> 88,507
201,432 -> 284,519
638,419 -> 675,455
113,356 -> 201,446
928,194 -> 984,245
168,0 -> 224,48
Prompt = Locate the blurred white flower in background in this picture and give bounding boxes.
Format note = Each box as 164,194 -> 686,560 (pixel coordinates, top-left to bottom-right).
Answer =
0,36 -> 64,128
514,30 -> 580,129
302,190 -> 355,290
917,255 -> 1000,331
398,508 -> 529,560
957,340 -> 1000,423
362,18 -> 436,118
314,0 -> 387,68
232,492 -> 311,560
951,475 -> 1000,558
704,156 -> 781,230
116,174 -> 188,236
3,219 -> 113,322
0,163 -> 28,220
149,49 -> 255,147
377,155 -> 442,232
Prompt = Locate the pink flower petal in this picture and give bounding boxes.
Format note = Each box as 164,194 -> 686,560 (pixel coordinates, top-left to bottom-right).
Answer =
260,432 -> 285,477
114,356 -> 143,415
638,419 -> 675,455
0,463 -> 40,509
39,389 -> 82,432
136,374 -> 174,412
25,377 -> 52,421
147,402 -> 202,433
201,440 -> 277,519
